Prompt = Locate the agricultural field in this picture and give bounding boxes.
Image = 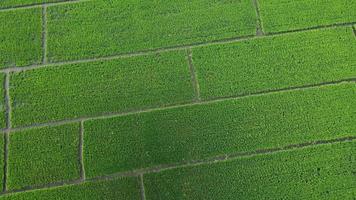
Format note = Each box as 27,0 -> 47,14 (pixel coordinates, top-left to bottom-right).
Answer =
0,0 -> 355,199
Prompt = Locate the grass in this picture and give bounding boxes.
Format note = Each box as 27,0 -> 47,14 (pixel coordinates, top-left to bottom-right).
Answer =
0,177 -> 141,199
46,0 -> 257,62
193,27 -> 356,99
10,51 -> 194,127
83,83 -> 356,178
7,124 -> 80,190
0,0 -> 355,198
0,8 -> 42,68
259,0 -> 356,33
144,140 -> 356,200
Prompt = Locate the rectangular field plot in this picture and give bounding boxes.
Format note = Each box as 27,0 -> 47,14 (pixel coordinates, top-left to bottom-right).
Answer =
0,8 -> 42,68
7,124 -> 80,190
259,0 -> 356,33
83,83 -> 356,178
46,0 -> 257,62
145,140 -> 356,200
10,51 -> 194,127
0,177 -> 141,200
192,27 -> 356,99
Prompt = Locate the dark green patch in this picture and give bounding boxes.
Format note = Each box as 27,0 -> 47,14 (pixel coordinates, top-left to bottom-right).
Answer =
0,177 -> 141,200
7,124 -> 80,190
145,140 -> 356,199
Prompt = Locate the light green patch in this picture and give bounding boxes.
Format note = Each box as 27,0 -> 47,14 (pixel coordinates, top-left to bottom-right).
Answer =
259,0 -> 356,33
193,27 -> 356,99
46,0 -> 257,62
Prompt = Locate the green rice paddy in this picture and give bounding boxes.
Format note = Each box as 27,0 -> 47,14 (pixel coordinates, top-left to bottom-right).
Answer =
0,0 -> 355,199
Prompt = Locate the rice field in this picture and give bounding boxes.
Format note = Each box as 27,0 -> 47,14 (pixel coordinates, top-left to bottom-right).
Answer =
0,0 -> 355,199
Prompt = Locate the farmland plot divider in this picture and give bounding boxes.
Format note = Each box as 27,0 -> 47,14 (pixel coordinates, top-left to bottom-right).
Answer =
139,174 -> 146,200
2,72 -> 11,192
41,5 -> 48,65
186,49 -> 201,102
251,0 -> 264,35
78,121 -> 85,181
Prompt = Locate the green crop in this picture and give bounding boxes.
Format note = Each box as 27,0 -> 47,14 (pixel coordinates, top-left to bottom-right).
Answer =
46,0 -> 257,62
0,8 -> 42,68
83,83 -> 356,178
0,0 -> 355,198
259,0 -> 356,33
0,177 -> 141,200
193,27 -> 356,99
10,51 -> 194,127
7,123 -> 80,190
145,140 -> 356,199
